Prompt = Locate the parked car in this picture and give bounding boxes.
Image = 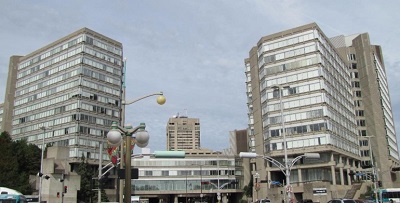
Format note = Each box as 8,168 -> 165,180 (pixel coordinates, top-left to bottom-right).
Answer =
328,199 -> 357,203
260,199 -> 271,203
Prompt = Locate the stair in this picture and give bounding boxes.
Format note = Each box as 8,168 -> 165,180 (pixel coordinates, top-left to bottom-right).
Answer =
344,183 -> 362,199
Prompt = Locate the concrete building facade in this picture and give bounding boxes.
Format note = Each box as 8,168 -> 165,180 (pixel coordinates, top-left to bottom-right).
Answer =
244,22 -> 399,202
330,33 -> 400,188
2,28 -> 123,163
167,116 -> 201,151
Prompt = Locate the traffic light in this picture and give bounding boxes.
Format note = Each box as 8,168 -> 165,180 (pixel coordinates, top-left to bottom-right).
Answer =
64,186 -> 68,193
378,181 -> 382,187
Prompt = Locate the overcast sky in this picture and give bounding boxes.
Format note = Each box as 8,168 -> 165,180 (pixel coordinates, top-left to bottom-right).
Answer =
1,1 -> 399,153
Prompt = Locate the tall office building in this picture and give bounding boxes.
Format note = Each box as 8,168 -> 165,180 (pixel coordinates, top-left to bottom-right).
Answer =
166,115 -> 200,151
2,28 -> 123,163
330,33 -> 400,188
244,22 -> 399,202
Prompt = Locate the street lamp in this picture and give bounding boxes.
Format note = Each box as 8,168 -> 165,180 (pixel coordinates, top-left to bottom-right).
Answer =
200,165 -> 203,203
38,126 -> 51,203
214,151 -> 222,203
365,136 -> 378,203
107,91 -> 166,203
107,122 -> 149,203
271,85 -> 290,203
239,152 -> 320,203
192,164 -> 203,203
254,172 -> 260,201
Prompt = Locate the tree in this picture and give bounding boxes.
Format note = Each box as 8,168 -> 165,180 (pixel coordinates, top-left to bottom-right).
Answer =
93,187 -> 109,203
0,131 -> 41,194
95,172 -> 110,203
12,139 -> 41,194
243,178 -> 254,198
76,155 -> 95,202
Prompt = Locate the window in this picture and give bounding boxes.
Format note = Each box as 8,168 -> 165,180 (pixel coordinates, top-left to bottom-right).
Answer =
355,91 -> 362,97
356,110 -> 364,116
359,140 -> 368,146
349,54 -> 356,61
360,150 -> 370,157
352,81 -> 360,88
357,120 -> 366,126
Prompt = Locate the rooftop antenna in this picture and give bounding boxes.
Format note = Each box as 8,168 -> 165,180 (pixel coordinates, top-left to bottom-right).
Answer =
184,108 -> 188,117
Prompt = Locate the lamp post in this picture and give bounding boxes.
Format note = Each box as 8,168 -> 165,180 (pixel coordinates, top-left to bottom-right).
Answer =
192,164 -> 203,203
39,126 -> 51,203
213,151 -> 222,203
217,153 -> 220,203
107,122 -> 150,203
271,85 -> 290,203
366,136 -> 378,203
254,172 -> 260,201
200,165 -> 203,203
108,92 -> 165,203
239,152 -> 320,203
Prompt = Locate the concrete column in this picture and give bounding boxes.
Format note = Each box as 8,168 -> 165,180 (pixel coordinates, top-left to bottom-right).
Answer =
174,195 -> 179,203
298,169 -> 303,186
331,166 -> 336,185
347,169 -> 352,185
339,167 -> 344,185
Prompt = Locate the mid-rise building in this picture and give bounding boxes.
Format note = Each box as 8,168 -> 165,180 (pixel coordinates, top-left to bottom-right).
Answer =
166,115 -> 200,151
244,22 -> 399,202
131,151 -> 242,203
2,28 -> 124,163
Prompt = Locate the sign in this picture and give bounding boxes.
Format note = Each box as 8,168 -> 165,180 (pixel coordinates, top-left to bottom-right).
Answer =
286,185 -> 292,193
118,168 -> 139,179
313,188 -> 327,195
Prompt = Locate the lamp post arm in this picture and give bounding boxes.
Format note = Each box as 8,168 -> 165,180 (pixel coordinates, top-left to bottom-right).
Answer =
209,182 -> 218,189
99,165 -> 115,179
115,124 -> 145,135
219,182 -> 232,189
263,156 -> 287,175
123,92 -> 164,105
288,155 -> 306,170
101,161 -> 116,171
